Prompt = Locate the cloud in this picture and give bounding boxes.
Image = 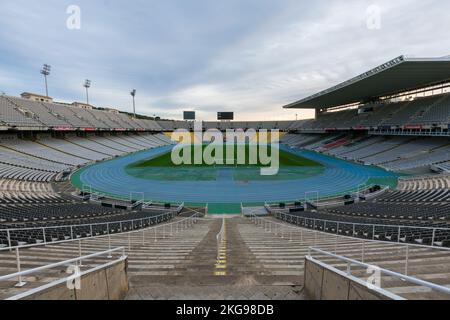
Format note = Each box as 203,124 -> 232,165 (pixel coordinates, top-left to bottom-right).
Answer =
0,0 -> 449,121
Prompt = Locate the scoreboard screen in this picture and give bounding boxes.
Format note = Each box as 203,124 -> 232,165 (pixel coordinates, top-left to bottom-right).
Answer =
218,112 -> 234,120
183,111 -> 196,120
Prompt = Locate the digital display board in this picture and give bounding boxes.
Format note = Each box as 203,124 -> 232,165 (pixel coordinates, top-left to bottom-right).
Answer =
218,112 -> 234,120
183,111 -> 196,120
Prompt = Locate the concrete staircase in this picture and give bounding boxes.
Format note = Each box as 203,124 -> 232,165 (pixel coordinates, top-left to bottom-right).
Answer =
246,216 -> 450,300
126,217 -> 305,300
1,215 -> 449,299
0,217 -> 211,299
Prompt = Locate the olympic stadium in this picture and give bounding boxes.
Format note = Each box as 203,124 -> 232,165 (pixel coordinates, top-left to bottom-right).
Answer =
71,143 -> 398,211
0,54 -> 450,301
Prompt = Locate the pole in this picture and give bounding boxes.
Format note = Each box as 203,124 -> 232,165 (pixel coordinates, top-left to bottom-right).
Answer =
86,87 -> 89,105
132,96 -> 135,118
44,75 -> 48,97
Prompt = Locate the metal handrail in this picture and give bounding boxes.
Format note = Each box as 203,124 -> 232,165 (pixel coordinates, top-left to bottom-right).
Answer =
308,247 -> 450,297
0,213 -> 202,289
6,256 -> 128,301
0,204 -> 185,249
270,210 -> 450,247
216,218 -> 225,260
249,213 -> 450,284
248,213 -> 450,252
0,247 -> 125,283
0,212 -> 199,252
0,246 -> 125,288
262,184 -> 390,207
272,211 -> 450,232
0,210 -> 176,233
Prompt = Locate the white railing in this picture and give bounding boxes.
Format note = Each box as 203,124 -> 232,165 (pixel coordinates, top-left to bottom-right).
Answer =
308,247 -> 450,298
78,184 -> 185,210
369,129 -> 450,137
216,218 -> 225,261
0,213 -> 202,297
248,213 -> 450,277
0,210 -> 179,249
0,213 -> 201,262
270,211 -> 450,248
0,247 -> 126,290
263,184 -> 390,209
6,255 -> 128,301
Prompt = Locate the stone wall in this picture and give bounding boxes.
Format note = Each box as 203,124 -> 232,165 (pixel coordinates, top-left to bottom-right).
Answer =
304,257 -> 398,300
21,258 -> 129,300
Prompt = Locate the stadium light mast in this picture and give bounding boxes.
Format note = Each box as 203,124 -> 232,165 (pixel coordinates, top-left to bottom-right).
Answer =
40,64 -> 51,97
130,89 -> 136,118
84,79 -> 91,105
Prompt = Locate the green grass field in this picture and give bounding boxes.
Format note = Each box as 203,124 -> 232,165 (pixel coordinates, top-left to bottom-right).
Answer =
130,145 -> 321,168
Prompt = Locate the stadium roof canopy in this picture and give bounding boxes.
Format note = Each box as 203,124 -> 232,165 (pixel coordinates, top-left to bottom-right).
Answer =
283,55 -> 450,110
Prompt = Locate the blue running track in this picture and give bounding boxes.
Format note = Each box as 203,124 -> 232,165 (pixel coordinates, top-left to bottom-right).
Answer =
71,145 -> 398,206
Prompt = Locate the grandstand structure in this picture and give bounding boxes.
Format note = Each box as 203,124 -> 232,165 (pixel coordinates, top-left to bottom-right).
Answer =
0,55 -> 450,300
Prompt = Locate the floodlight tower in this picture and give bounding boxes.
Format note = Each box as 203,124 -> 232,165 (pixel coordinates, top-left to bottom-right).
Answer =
130,89 -> 136,118
84,79 -> 91,105
40,64 -> 51,97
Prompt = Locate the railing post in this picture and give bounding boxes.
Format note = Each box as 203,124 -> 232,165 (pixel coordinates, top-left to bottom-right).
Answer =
90,224 -> 93,238
78,240 -> 83,267
70,226 -> 74,240
432,229 -> 436,247
335,233 -> 338,254
6,229 -> 11,250
107,223 -> 112,258
128,231 -> 132,251
42,228 -> 46,246
372,225 -> 375,240
398,226 -> 401,243
15,248 -> 26,287
405,246 -> 409,276
346,262 -> 351,276
362,240 -> 365,263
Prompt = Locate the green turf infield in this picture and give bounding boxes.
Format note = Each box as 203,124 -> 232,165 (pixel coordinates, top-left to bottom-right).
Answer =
130,144 -> 322,168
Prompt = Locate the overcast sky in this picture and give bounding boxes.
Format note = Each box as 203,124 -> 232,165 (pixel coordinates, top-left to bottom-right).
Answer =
0,0 -> 449,121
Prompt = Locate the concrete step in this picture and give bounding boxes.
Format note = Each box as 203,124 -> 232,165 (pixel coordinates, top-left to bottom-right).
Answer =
1,216 -> 449,300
